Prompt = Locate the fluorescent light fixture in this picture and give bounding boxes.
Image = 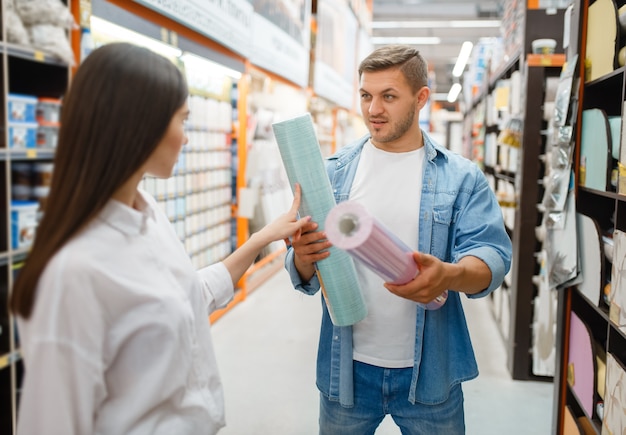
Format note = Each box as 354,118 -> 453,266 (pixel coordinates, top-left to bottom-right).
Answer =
452,41 -> 473,77
180,52 -> 242,80
431,93 -> 451,101
90,16 -> 182,58
447,83 -> 462,102
371,36 -> 441,45
372,20 -> 501,29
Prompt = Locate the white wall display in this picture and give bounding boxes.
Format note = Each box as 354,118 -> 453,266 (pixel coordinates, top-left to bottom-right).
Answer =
141,94 -> 234,269
354,26 -> 373,116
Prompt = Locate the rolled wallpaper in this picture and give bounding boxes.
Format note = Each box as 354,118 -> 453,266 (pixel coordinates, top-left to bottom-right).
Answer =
325,200 -> 447,310
272,114 -> 367,326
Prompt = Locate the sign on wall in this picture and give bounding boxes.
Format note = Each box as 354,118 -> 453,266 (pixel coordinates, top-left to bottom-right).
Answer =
134,0 -> 254,57
249,0 -> 312,88
313,0 -> 358,109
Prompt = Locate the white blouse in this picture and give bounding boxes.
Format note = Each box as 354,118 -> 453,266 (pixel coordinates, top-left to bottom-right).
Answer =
17,190 -> 234,435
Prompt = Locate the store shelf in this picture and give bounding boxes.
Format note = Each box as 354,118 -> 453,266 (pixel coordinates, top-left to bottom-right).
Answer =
464,5 -> 567,381
0,253 -> 8,267
3,42 -> 70,66
3,148 -> 56,160
0,0 -> 73,432
470,51 -> 522,110
553,1 -> 626,433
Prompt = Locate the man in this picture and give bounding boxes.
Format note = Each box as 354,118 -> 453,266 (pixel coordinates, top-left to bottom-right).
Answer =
285,45 -> 512,434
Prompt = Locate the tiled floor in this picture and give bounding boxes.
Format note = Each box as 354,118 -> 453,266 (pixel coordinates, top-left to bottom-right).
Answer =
212,267 -> 554,434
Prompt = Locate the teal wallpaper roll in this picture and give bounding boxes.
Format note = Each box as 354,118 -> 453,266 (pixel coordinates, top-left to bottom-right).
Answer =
272,113 -> 367,326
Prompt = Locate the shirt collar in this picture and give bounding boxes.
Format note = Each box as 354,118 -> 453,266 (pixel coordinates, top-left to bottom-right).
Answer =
421,130 -> 448,162
98,190 -> 156,236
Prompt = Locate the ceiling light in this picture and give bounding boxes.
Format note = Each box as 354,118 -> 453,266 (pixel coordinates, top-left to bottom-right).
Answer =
180,52 -> 242,80
372,20 -> 501,29
371,37 -> 441,45
431,93 -> 451,101
452,41 -> 473,77
447,83 -> 462,103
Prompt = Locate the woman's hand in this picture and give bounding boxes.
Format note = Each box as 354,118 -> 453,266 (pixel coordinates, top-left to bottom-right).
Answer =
223,184 -> 312,286
256,183 -> 311,244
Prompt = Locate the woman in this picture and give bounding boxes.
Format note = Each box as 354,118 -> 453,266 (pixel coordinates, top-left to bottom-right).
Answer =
10,42 -> 309,434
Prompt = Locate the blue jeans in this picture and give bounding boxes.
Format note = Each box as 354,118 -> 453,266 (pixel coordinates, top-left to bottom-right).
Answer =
319,361 -> 465,435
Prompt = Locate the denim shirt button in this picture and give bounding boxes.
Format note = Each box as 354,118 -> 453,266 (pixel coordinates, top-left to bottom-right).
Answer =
333,335 -> 339,340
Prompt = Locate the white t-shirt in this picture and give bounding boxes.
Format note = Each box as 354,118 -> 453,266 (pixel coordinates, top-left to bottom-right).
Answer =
17,190 -> 234,435
349,140 -> 424,368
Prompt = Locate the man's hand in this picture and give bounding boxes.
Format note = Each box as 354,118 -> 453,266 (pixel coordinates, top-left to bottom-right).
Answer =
384,252 -> 451,304
290,221 -> 332,282
384,252 -> 492,303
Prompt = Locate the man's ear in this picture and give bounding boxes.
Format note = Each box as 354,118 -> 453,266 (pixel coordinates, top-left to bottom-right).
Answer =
416,86 -> 431,109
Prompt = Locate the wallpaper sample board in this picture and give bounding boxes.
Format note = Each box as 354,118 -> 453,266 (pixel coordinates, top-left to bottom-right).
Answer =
567,311 -> 596,419
610,230 -> 626,335
577,213 -> 604,306
272,114 -> 367,326
608,116 -> 621,160
602,353 -> 626,435
564,406 -> 596,435
586,0 -> 618,82
619,101 -> 626,195
531,262 -> 557,377
580,109 -> 611,192
563,406 -> 581,435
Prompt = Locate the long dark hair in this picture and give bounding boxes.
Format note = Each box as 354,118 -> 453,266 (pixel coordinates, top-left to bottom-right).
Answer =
10,42 -> 188,318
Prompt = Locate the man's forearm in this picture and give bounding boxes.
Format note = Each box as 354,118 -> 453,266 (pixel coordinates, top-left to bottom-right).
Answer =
446,256 -> 492,295
294,255 -> 316,283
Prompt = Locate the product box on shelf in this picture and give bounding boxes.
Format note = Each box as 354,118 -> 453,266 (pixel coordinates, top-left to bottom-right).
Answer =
36,122 -> 59,148
10,200 -> 39,250
11,162 -> 33,200
36,98 -> 62,124
7,93 -> 38,123
32,162 -> 53,210
8,122 -> 38,148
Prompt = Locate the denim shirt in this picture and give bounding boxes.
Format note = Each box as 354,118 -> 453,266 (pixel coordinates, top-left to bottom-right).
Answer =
284,132 -> 512,407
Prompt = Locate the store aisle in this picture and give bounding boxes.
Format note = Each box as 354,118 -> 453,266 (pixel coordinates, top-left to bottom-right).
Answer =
212,267 -> 554,434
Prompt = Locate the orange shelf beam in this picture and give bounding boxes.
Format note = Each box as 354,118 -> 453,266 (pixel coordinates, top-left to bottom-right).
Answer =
527,0 -> 540,9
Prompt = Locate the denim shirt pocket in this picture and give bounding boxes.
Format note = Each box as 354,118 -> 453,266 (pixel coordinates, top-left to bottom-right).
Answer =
430,199 -> 457,261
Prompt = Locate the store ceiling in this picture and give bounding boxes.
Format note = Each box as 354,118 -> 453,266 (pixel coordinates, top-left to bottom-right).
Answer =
370,0 -> 502,98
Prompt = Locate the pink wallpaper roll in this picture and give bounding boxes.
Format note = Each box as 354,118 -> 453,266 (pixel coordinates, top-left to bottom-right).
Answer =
325,200 -> 447,310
